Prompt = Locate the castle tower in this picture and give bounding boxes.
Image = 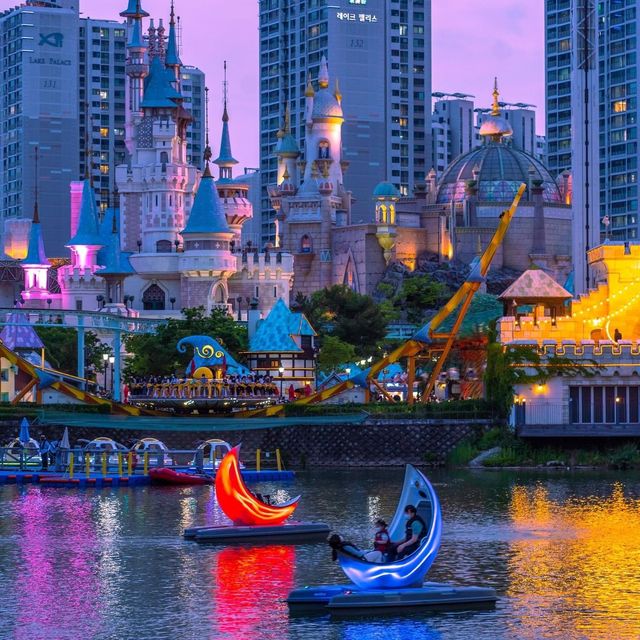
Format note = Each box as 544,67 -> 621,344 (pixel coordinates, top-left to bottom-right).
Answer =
179,159 -> 235,311
212,66 -> 253,247
121,0 -> 150,155
57,179 -> 105,310
116,1 -> 197,312
274,56 -> 352,296
373,181 -> 400,264
96,212 -> 135,310
21,150 -> 51,306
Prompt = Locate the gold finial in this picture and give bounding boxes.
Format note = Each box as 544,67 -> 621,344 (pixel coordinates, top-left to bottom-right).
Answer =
491,76 -> 500,116
222,60 -> 229,122
321,163 -> 330,179
305,73 -> 315,97
334,78 -> 342,104
318,55 -> 329,89
283,168 -> 290,180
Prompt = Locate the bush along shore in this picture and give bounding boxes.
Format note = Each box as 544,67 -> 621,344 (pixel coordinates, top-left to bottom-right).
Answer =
447,427 -> 640,470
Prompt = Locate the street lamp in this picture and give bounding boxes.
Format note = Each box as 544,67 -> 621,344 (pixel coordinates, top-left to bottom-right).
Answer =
109,355 -> 115,397
102,353 -> 109,393
170,297 -> 176,310
278,366 -> 285,398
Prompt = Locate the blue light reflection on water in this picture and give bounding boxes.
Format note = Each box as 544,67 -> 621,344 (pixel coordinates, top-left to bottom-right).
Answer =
1,469 -> 640,639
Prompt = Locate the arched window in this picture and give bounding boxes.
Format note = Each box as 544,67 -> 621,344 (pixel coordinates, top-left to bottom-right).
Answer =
142,284 -> 166,310
300,235 -> 312,254
156,240 -> 172,253
343,258 -> 359,292
318,140 -> 330,159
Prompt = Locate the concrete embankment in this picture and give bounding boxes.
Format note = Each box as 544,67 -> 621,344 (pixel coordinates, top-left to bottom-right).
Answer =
5,417 -> 493,468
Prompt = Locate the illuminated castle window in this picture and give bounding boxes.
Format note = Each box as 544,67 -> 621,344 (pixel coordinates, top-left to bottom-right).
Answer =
376,203 -> 395,224
142,284 -> 166,311
300,235 -> 312,253
318,140 -> 330,159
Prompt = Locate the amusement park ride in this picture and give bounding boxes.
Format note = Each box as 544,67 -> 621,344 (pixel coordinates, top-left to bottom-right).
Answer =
244,183 -> 527,417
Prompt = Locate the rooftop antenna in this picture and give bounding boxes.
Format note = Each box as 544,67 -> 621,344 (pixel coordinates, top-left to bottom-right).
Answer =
203,86 -> 212,174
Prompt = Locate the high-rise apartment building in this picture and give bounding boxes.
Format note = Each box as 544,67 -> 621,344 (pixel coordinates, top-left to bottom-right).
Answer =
181,65 -> 205,168
258,0 -> 432,243
546,0 -> 638,241
79,18 -> 127,214
0,0 -> 80,256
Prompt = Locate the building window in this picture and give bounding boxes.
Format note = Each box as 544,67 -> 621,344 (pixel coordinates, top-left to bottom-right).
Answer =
156,240 -> 172,253
318,140 -> 330,159
300,235 -> 312,253
142,284 -> 166,311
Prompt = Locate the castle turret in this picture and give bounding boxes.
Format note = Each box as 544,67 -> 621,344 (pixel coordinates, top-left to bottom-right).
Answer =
122,0 -> 150,154
21,151 -> 50,304
179,159 -> 235,311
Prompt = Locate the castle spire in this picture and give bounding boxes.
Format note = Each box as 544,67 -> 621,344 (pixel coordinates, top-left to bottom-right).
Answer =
165,1 -> 181,68
318,55 -> 329,89
22,147 -> 48,268
202,86 -> 213,177
305,72 -> 315,97
214,61 -> 238,179
491,76 -> 501,116
120,0 -> 149,19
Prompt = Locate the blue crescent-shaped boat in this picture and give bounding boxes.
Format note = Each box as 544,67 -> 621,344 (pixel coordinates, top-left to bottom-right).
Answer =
337,464 -> 442,590
287,465 -> 497,615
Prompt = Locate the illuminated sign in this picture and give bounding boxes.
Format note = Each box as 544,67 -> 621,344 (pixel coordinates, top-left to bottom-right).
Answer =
349,0 -> 367,4
39,32 -> 64,48
337,12 -> 378,22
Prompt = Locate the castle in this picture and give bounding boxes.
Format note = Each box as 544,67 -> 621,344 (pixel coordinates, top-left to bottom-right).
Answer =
272,76 -> 573,298
16,0 -> 293,320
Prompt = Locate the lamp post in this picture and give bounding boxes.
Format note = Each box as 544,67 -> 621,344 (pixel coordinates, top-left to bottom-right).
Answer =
278,366 -> 284,398
109,355 -> 115,398
170,297 -> 176,310
102,353 -> 109,393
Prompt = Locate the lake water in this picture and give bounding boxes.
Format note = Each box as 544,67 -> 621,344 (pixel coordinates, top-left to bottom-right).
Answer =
1,468 -> 640,640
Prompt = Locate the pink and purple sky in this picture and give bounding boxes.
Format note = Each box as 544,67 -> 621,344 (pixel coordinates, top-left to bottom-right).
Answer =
45,1 -> 546,165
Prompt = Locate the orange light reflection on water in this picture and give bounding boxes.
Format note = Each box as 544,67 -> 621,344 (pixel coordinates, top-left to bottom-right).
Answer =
507,482 -> 640,639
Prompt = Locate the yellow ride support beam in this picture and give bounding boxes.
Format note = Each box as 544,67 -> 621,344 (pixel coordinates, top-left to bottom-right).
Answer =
256,449 -> 261,472
68,452 -> 74,480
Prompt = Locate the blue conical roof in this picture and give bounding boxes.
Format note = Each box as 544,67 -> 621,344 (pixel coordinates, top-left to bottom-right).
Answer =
165,14 -> 181,67
22,203 -> 48,266
120,0 -> 149,18
127,17 -> 145,48
141,56 -> 182,108
67,179 -> 103,247
181,166 -> 231,235
214,106 -> 238,167
96,209 -> 134,276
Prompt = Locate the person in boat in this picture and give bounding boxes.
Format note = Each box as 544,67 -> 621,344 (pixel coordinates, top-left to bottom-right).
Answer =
372,518 -> 390,559
328,533 -> 367,562
39,434 -> 51,471
387,504 -> 427,560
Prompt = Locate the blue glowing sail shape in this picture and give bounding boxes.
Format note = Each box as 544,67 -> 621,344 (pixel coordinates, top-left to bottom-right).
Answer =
337,465 -> 442,589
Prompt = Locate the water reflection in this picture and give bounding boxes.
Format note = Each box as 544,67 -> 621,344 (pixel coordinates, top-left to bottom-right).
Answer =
14,491 -> 101,640
211,545 -> 295,640
507,481 -> 640,639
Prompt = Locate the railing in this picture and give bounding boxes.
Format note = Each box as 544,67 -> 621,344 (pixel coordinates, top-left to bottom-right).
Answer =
0,308 -> 166,335
255,448 -> 284,472
514,402 -> 566,426
129,380 -> 280,400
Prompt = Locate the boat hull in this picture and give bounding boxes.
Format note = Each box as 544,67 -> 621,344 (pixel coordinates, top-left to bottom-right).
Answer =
149,468 -> 212,485
184,521 -> 330,544
287,582 -> 497,615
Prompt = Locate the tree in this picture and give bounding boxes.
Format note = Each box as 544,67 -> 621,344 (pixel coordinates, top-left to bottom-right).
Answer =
124,307 -> 248,379
317,335 -> 357,373
394,275 -> 448,324
301,285 -> 388,353
37,327 -> 111,377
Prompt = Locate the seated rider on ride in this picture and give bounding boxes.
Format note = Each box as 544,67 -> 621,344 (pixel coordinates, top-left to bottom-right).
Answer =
387,504 -> 427,561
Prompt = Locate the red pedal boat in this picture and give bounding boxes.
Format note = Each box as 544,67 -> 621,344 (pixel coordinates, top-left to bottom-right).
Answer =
149,467 -> 213,486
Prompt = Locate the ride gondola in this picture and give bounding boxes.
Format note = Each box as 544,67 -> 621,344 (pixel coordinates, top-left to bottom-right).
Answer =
288,465 -> 497,614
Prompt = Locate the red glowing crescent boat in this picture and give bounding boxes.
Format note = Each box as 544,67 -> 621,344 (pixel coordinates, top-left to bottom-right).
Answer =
184,445 -> 330,544
149,467 -> 213,486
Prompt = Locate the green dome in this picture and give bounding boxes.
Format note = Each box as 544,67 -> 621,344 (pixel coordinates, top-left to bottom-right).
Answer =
373,181 -> 400,198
